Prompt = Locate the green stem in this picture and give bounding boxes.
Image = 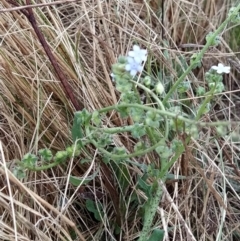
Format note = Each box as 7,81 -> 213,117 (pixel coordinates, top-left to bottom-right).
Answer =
159,141 -> 186,178
98,103 -> 231,127
130,80 -> 169,139
138,143 -> 185,241
195,86 -> 215,121
26,159 -> 66,171
146,126 -> 160,145
89,124 -> 144,134
162,4 -> 240,106
138,178 -> 165,241
90,137 -> 165,160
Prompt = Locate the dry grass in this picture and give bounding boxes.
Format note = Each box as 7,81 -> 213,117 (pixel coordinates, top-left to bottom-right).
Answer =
0,0 -> 240,240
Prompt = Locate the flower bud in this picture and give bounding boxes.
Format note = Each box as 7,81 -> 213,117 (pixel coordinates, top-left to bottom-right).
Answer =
155,82 -> 164,94
143,76 -> 151,86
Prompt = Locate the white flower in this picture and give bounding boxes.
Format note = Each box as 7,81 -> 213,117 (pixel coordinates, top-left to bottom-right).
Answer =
125,57 -> 143,76
110,73 -> 115,81
211,63 -> 230,74
128,45 -> 147,63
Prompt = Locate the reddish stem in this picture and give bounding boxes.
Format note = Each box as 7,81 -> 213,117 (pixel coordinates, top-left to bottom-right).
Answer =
8,0 -> 83,111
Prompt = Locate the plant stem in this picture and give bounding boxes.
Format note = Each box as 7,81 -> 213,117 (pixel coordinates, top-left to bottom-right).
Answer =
98,103 -> 231,127
90,138 -> 165,161
130,80 -> 169,139
138,178 -> 165,241
138,143 -> 185,241
195,86 -> 215,121
90,124 -> 144,134
163,3 -> 240,106
19,0 -> 83,110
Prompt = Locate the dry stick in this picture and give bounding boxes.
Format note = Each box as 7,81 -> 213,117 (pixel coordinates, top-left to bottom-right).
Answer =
5,0 -> 28,16
10,0 -> 83,110
161,181 -> 197,241
26,0 -> 83,110
0,165 -> 86,241
1,0 -> 80,13
101,161 -> 122,227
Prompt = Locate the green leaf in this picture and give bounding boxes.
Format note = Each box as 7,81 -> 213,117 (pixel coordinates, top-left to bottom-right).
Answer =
117,106 -> 129,118
72,111 -> 84,145
22,153 -> 38,168
92,111 -> 101,126
66,145 -> 81,157
205,31 -> 220,46
155,145 -> 173,159
13,166 -> 26,179
130,108 -> 145,123
114,162 -> 131,192
137,175 -> 152,198
114,224 -> 121,235
80,158 -> 91,164
38,148 -> 53,162
53,151 -> 68,163
85,199 -> 102,221
177,81 -> 190,94
94,133 -> 112,148
147,229 -> 164,241
113,147 -> 127,156
134,141 -> 145,152
85,199 -> 95,212
70,170 -> 99,186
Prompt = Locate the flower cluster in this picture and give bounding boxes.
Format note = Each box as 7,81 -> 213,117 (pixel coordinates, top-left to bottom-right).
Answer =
202,63 -> 230,95
228,7 -> 240,23
111,45 -> 147,82
211,63 -> 230,74
125,45 -> 147,76
111,45 -> 166,97
111,45 -> 148,94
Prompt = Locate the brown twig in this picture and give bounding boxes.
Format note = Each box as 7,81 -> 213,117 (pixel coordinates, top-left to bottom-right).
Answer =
100,161 -> 122,236
6,0 -> 83,111
1,0 -> 79,13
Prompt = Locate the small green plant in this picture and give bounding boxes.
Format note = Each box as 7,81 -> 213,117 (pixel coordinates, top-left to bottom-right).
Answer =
13,3 -> 240,240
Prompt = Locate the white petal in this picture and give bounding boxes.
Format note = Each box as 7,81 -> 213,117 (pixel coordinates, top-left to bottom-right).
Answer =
127,57 -> 134,63
133,45 -> 140,51
224,66 -> 230,73
218,63 -> 224,68
211,65 -> 218,70
137,65 -> 143,72
134,56 -> 142,63
141,49 -> 147,56
125,64 -> 131,71
128,51 -> 135,57
211,63 -> 230,74
141,54 -> 147,61
130,69 -> 137,76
